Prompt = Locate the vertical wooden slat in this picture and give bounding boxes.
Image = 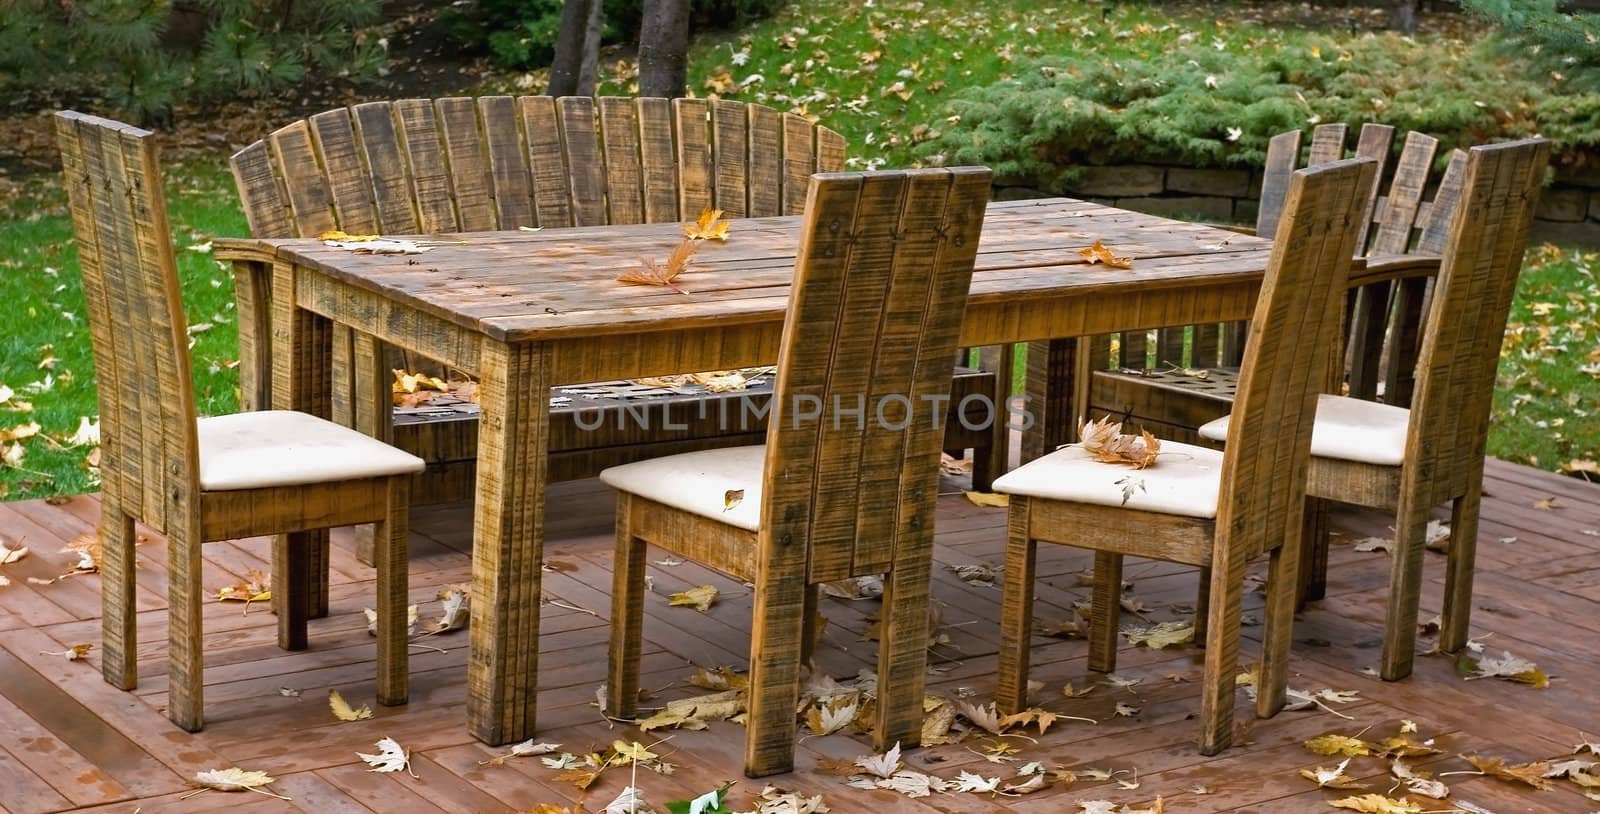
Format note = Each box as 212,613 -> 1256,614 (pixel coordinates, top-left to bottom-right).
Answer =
308,109 -> 379,234
1417,149 -> 1469,255
710,99 -> 749,218
229,140 -> 295,238
1307,122 -> 1347,166
521,96 -> 575,229
1192,324 -> 1220,368
1352,123 -> 1396,252
673,98 -> 713,217
780,114 -> 816,216
479,96 -> 537,230
636,97 -> 680,223
746,104 -> 783,217
269,121 -> 338,237
1368,131 -> 1440,255
816,126 -> 847,173
1255,130 -> 1302,237
394,99 -> 459,233
597,96 -> 646,225
436,97 -> 497,231
351,102 -> 421,235
557,96 -> 607,227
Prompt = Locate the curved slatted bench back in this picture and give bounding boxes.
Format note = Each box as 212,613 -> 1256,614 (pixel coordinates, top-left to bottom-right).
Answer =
1218,157 -> 1378,555
230,96 -> 849,239
1406,139 -> 1550,503
759,168 -> 992,585
55,111 -> 199,534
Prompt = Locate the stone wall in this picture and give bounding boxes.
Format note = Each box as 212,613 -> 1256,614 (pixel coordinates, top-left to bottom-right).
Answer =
995,163 -> 1600,247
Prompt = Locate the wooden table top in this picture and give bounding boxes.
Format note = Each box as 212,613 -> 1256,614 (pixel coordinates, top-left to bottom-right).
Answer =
225,198 -> 1283,343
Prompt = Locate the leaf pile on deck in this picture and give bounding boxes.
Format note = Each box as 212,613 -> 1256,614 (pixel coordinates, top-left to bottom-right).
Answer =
1079,415 -> 1162,469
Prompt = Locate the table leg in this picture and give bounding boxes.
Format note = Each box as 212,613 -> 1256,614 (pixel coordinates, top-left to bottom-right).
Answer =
345,330 -> 394,566
271,261 -> 332,623
1021,338 -> 1083,463
468,339 -> 550,745
232,259 -> 273,413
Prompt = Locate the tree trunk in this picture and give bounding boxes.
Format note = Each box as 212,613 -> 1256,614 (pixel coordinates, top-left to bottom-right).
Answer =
548,0 -> 596,97
1389,0 -> 1419,33
576,0 -> 603,96
638,0 -> 690,98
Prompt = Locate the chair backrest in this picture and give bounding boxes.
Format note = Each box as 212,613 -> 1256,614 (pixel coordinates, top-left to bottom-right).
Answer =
230,96 -> 849,238
1406,139 -> 1549,500
55,111 -> 199,532
1218,157 -> 1378,552
759,167 -> 992,585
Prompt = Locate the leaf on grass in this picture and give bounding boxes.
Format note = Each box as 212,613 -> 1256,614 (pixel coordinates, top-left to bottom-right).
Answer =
193,767 -> 277,793
0,422 -> 40,442
669,584 -> 719,612
357,737 -> 412,775
1305,733 -> 1376,757
683,208 -> 732,241
1079,416 -> 1160,469
1463,754 -> 1554,790
854,742 -> 902,779
1301,758 -> 1364,789
1327,794 -> 1422,814
329,689 -> 373,722
1079,240 -> 1134,269
963,491 -> 1009,508
1124,620 -> 1194,649
619,239 -> 698,293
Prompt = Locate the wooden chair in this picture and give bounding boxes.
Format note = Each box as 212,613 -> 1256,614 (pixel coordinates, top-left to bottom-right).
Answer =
1197,139 -> 1552,681
994,157 -> 1379,755
1078,124 -> 1467,444
55,111 -> 423,731
599,167 -> 993,776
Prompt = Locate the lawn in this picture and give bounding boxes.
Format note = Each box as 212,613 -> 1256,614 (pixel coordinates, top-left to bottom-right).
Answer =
0,0 -> 1595,500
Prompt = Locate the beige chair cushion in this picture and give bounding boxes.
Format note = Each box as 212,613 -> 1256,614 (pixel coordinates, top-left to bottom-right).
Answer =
598,445 -> 765,532
197,411 -> 425,492
1198,394 -> 1409,467
993,441 -> 1224,519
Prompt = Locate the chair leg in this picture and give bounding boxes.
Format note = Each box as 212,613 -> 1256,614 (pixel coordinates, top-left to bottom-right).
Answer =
1257,537 -> 1301,719
996,499 -> 1036,715
744,566 -> 808,777
100,498 -> 138,690
800,584 -> 820,667
873,560 -> 936,755
1193,565 -> 1211,642
1381,497 -> 1431,681
607,498 -> 647,720
1298,498 -> 1331,606
166,521 -> 204,732
1198,553 -> 1245,755
374,478 -> 410,707
1439,485 -> 1482,654
1088,551 -> 1122,674
273,531 -> 315,651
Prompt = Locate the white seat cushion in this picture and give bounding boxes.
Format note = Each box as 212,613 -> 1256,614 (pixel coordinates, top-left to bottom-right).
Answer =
599,445 -> 765,532
992,441 -> 1224,519
197,411 -> 425,492
1197,394 -> 1409,467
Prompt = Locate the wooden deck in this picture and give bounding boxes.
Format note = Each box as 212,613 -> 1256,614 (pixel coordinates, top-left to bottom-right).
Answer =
1,457 -> 1598,813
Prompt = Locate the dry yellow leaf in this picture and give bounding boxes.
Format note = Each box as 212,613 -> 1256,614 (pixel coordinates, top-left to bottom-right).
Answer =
1079,240 -> 1134,269
318,230 -> 381,242
683,208 -> 732,241
0,422 -> 40,442
618,238 -> 698,293
0,540 -> 27,565
669,584 -> 719,611
193,767 -> 280,794
1124,621 -> 1195,649
964,491 -> 1009,508
1305,733 -> 1376,757
329,688 -> 373,721
1327,794 -> 1422,814
1301,758 -> 1364,789
1463,754 -> 1554,790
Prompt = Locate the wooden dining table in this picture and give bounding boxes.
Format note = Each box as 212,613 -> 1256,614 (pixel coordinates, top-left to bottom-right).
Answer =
215,196 -> 1434,746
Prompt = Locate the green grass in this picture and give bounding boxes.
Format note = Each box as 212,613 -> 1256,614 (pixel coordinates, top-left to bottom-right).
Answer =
0,159 -> 247,500
1,0 -> 1593,499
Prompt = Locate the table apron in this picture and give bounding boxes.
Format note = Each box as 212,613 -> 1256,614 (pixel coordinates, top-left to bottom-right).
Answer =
295,266 -> 484,374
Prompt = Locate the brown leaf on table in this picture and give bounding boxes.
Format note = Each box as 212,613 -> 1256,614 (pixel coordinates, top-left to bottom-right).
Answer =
1078,240 -> 1134,269
1079,416 -> 1161,469
618,238 -> 698,293
318,230 -> 381,242
1462,754 -> 1555,790
683,208 -> 732,241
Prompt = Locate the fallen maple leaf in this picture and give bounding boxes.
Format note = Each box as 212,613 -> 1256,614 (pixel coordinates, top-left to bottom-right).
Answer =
1327,794 -> 1422,814
683,208 -> 732,241
191,767 -> 288,800
42,643 -> 92,661
0,539 -> 27,565
1460,650 -> 1549,687
1078,416 -> 1161,469
1079,240 -> 1134,269
358,737 -> 414,776
0,421 -> 40,442
1305,733 -> 1376,757
1301,758 -> 1364,789
602,785 -> 649,813
669,584 -> 719,612
216,568 -> 271,612
1462,754 -> 1554,790
1390,761 -> 1449,799
329,689 -> 373,721
434,585 -> 469,633
1001,772 -> 1048,795
1124,620 -> 1194,649
854,742 -> 902,778
964,490 -> 1009,508
618,238 -> 698,293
